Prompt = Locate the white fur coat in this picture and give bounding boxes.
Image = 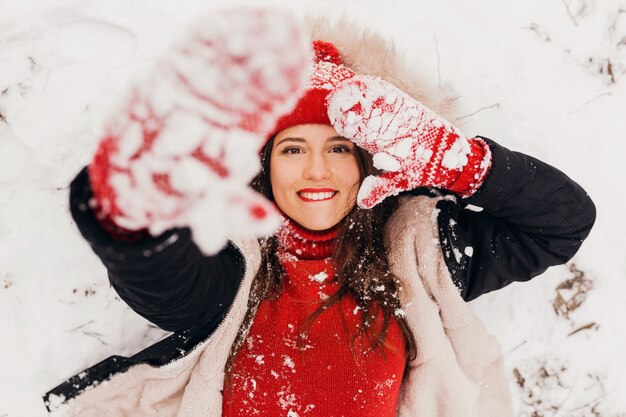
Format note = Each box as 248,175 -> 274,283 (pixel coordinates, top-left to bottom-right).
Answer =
50,195 -> 513,417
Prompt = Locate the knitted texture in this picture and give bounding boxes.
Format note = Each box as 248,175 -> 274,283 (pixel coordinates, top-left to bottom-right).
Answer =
276,218 -> 337,260
88,9 -> 312,253
327,75 -> 492,208
268,40 -> 355,138
224,219 -> 406,417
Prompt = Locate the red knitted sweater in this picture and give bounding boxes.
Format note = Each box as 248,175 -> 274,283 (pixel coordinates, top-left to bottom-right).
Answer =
223,220 -> 407,417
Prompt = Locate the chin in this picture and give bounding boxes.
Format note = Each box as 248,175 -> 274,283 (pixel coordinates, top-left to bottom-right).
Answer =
295,216 -> 341,231
305,223 -> 335,231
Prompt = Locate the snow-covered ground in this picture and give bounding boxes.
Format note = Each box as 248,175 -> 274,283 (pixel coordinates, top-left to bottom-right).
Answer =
1,0 -> 624,416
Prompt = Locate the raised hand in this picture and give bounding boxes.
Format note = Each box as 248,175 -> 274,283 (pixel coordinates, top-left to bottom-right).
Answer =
327,75 -> 492,209
88,9 -> 312,253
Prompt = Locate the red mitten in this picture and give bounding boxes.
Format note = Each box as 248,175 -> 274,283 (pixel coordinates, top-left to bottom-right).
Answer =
327,75 -> 492,209
88,9 -> 311,253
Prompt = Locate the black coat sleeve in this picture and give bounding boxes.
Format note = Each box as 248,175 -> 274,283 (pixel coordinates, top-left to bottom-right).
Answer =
69,168 -> 245,332
437,137 -> 596,301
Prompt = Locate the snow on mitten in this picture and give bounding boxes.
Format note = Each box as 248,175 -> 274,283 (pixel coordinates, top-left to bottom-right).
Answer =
88,9 -> 312,254
327,75 -> 492,209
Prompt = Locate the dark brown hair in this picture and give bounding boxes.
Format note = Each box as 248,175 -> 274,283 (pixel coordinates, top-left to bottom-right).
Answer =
223,135 -> 417,396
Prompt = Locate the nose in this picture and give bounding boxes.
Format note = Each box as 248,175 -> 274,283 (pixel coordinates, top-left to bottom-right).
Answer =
303,153 -> 331,181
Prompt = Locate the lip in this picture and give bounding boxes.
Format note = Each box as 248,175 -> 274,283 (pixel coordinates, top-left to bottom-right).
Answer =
297,188 -> 338,202
298,188 -> 337,193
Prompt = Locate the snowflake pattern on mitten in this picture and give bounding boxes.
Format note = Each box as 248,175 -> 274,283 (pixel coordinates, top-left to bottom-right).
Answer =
89,9 -> 312,254
327,75 -> 492,209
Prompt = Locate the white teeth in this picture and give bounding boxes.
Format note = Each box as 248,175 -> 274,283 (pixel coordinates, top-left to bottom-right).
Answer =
299,192 -> 335,201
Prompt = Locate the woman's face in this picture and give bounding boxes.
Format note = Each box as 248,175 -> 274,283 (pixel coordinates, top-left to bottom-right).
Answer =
270,124 -> 361,231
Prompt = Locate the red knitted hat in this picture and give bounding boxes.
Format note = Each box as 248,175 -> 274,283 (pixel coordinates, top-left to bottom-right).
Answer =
267,40 -> 355,139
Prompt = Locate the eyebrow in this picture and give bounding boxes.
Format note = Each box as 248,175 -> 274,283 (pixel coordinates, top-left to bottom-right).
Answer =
275,136 -> 350,146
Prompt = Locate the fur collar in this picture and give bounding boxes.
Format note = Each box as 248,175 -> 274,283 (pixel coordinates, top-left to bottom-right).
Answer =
304,16 -> 464,126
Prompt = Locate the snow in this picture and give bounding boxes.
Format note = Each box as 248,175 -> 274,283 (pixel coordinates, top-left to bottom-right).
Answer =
464,204 -> 483,212
282,355 -> 295,370
0,124 -> 33,183
0,0 -> 624,416
452,247 -> 463,263
372,151 -> 401,172
310,271 -> 329,283
441,137 -> 471,170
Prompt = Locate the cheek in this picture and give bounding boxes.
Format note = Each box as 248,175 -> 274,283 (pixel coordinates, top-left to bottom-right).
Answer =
338,160 -> 361,192
269,158 -> 295,200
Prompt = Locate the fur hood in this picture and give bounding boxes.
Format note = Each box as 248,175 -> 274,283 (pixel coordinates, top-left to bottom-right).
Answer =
304,16 -> 462,126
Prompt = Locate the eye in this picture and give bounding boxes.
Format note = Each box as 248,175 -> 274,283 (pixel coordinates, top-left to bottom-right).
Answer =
281,146 -> 303,155
330,145 -> 352,153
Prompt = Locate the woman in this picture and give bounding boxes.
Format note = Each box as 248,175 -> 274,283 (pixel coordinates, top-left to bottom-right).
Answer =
44,9 -> 595,417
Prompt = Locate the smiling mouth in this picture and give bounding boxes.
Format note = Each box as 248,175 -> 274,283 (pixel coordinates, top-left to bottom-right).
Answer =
297,191 -> 338,202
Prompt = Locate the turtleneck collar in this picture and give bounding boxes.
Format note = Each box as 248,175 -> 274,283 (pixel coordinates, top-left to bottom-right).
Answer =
276,218 -> 339,260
